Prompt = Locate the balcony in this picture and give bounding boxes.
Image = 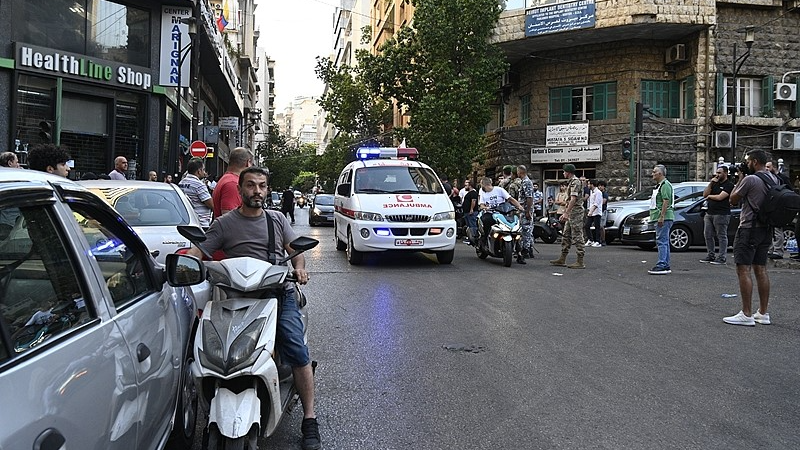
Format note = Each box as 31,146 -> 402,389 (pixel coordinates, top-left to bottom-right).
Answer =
493,0 -> 714,64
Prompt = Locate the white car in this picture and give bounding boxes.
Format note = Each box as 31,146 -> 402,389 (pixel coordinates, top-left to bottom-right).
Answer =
79,180 -> 212,310
605,181 -> 708,244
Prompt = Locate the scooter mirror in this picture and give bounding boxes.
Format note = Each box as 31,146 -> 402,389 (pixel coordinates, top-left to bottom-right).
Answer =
289,236 -> 319,252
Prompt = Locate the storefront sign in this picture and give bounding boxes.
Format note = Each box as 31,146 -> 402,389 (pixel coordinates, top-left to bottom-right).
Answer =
546,122 -> 588,147
526,0 -> 596,37
531,144 -> 603,164
160,6 -> 192,87
16,43 -> 152,90
218,117 -> 239,130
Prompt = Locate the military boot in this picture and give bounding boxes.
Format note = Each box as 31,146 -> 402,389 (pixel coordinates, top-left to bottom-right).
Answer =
567,255 -> 585,269
549,252 -> 568,266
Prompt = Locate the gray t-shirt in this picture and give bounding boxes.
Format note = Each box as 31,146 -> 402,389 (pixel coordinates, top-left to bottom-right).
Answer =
732,169 -> 778,228
204,209 -> 298,265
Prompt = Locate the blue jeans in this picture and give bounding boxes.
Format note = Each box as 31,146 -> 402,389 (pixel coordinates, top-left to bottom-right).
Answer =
277,289 -> 310,367
655,220 -> 673,269
464,212 -> 478,239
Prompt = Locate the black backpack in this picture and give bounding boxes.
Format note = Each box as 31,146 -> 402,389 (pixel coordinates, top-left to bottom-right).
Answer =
753,172 -> 800,227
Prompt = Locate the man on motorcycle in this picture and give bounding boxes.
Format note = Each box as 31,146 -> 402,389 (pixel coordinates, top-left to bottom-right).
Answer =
477,176 -> 524,240
187,167 -> 321,450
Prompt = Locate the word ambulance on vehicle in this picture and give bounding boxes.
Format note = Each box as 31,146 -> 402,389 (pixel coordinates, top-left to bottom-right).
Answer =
333,147 -> 457,265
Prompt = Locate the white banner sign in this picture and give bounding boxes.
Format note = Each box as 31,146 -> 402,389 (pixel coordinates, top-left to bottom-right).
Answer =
546,122 -> 589,147
160,7 -> 192,87
531,144 -> 603,164
218,117 -> 240,130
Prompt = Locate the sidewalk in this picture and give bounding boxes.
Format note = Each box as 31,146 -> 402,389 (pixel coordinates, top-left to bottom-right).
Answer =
772,255 -> 800,269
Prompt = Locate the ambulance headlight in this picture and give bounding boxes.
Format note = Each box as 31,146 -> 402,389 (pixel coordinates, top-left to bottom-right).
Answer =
354,211 -> 383,221
432,211 -> 455,221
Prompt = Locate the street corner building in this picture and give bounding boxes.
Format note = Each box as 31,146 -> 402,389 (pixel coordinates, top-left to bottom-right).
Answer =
0,0 -> 263,182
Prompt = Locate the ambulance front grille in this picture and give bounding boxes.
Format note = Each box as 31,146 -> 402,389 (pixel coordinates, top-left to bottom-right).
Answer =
386,214 -> 430,223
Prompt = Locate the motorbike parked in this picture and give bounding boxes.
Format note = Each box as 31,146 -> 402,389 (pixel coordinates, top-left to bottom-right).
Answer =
471,202 -> 521,267
534,215 -> 562,244
175,225 -> 319,450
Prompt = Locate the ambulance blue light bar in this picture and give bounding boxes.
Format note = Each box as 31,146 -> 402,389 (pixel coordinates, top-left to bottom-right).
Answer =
356,147 -> 419,160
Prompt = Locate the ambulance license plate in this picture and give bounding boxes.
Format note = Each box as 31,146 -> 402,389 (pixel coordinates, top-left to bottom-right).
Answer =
623,226 -> 631,236
395,239 -> 423,247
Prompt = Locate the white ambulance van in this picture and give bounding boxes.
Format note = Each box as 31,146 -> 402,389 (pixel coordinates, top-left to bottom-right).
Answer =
333,147 -> 457,265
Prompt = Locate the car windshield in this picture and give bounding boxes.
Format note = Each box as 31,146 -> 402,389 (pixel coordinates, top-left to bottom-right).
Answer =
314,195 -> 334,206
354,166 -> 443,194
87,187 -> 191,226
675,192 -> 703,209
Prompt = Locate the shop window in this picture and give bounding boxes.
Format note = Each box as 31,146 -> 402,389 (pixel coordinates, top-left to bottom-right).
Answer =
549,82 -> 616,123
15,75 -> 56,149
13,0 -> 150,67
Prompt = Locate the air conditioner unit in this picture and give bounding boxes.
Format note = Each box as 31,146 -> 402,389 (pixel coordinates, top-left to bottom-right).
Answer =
665,44 -> 686,65
714,130 -> 732,148
774,131 -> 800,150
774,83 -> 797,102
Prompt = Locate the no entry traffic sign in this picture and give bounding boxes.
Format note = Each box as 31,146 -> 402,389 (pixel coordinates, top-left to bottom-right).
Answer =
189,140 -> 208,158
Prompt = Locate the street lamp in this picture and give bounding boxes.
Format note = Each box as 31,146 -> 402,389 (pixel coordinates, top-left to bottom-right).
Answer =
729,26 -> 755,163
168,16 -> 197,179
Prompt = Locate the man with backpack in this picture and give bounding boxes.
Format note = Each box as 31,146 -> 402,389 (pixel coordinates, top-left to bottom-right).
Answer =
724,150 -> 779,326
765,160 -> 792,259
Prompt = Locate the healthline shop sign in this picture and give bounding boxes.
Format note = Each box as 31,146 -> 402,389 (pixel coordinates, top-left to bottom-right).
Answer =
15,43 -> 152,91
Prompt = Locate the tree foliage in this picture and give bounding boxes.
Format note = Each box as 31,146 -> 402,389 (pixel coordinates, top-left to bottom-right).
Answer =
357,0 -> 507,179
255,128 -> 316,190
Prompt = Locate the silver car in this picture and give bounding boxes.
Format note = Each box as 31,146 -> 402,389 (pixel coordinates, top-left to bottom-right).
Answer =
79,180 -> 212,310
605,181 -> 708,244
0,168 -> 201,449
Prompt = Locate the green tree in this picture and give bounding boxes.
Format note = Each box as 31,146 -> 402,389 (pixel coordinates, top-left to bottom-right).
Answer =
256,129 -> 316,190
358,0 -> 507,179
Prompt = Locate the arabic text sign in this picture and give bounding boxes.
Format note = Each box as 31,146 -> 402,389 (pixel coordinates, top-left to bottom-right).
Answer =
526,0 -> 596,37
546,122 -> 588,147
531,144 -> 603,164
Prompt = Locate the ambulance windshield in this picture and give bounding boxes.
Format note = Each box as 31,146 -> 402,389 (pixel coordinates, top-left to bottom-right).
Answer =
354,166 -> 443,194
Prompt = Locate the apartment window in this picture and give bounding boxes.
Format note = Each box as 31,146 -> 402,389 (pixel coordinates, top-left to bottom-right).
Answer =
641,77 -> 695,119
520,94 -> 531,126
549,82 -> 616,122
717,75 -> 773,117
661,163 -> 689,183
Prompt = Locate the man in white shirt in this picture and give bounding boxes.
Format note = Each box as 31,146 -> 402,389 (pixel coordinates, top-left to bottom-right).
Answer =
108,156 -> 127,180
585,179 -> 603,247
477,176 -> 523,240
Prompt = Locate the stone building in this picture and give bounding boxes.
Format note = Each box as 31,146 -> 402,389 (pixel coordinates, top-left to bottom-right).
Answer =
489,0 -> 800,200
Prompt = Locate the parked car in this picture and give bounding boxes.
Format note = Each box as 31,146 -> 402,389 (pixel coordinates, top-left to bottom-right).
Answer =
0,168 -> 201,449
605,181 -> 709,244
268,191 -> 282,210
620,191 -> 741,251
308,193 -> 334,226
79,180 -> 212,310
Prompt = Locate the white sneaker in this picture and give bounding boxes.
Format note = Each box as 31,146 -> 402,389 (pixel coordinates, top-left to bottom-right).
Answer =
723,311 -> 755,326
585,241 -> 594,246
591,242 -> 602,247
753,310 -> 771,325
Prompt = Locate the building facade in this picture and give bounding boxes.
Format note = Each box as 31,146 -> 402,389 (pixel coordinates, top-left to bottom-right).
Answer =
0,0 -> 250,181
489,0 -> 800,199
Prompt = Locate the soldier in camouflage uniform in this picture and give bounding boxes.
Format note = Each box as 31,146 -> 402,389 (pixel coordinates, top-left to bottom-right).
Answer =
550,164 -> 586,269
499,165 -> 515,191
515,165 -> 534,264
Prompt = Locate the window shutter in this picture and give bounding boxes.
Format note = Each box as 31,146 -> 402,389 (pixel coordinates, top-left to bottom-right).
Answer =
761,74 -> 773,117
669,80 -> 680,118
715,73 -> 724,115
685,75 -> 695,120
560,87 -> 572,121
593,83 -> 606,120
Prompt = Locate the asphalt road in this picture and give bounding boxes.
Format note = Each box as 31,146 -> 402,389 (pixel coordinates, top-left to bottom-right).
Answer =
193,207 -> 800,449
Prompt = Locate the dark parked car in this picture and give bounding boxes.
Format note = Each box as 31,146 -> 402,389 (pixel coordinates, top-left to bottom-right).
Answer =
308,193 -> 334,226
620,192 -> 741,252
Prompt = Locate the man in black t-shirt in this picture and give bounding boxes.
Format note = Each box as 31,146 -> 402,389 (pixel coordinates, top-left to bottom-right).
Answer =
700,165 -> 735,264
462,181 -> 480,244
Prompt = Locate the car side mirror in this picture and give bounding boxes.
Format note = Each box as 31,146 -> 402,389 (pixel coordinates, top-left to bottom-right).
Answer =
165,254 -> 205,286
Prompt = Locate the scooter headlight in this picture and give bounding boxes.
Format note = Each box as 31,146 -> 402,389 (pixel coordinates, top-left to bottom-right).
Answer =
227,318 -> 266,373
200,323 -> 225,373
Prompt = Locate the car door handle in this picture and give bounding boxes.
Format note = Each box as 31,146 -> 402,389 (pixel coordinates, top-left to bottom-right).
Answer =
137,343 -> 151,362
34,428 -> 65,450
150,249 -> 160,258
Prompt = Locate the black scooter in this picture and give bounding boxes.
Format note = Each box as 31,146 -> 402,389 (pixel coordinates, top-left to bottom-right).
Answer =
533,215 -> 561,244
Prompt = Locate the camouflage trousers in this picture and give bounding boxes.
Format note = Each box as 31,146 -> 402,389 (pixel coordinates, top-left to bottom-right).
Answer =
560,211 -> 585,257
519,216 -> 533,255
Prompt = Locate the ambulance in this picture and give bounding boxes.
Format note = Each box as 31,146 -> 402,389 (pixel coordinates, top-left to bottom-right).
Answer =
333,147 -> 457,265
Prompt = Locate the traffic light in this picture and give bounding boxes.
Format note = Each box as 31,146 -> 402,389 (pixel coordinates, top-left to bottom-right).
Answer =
38,120 -> 53,143
635,102 -> 644,133
621,138 -> 632,160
